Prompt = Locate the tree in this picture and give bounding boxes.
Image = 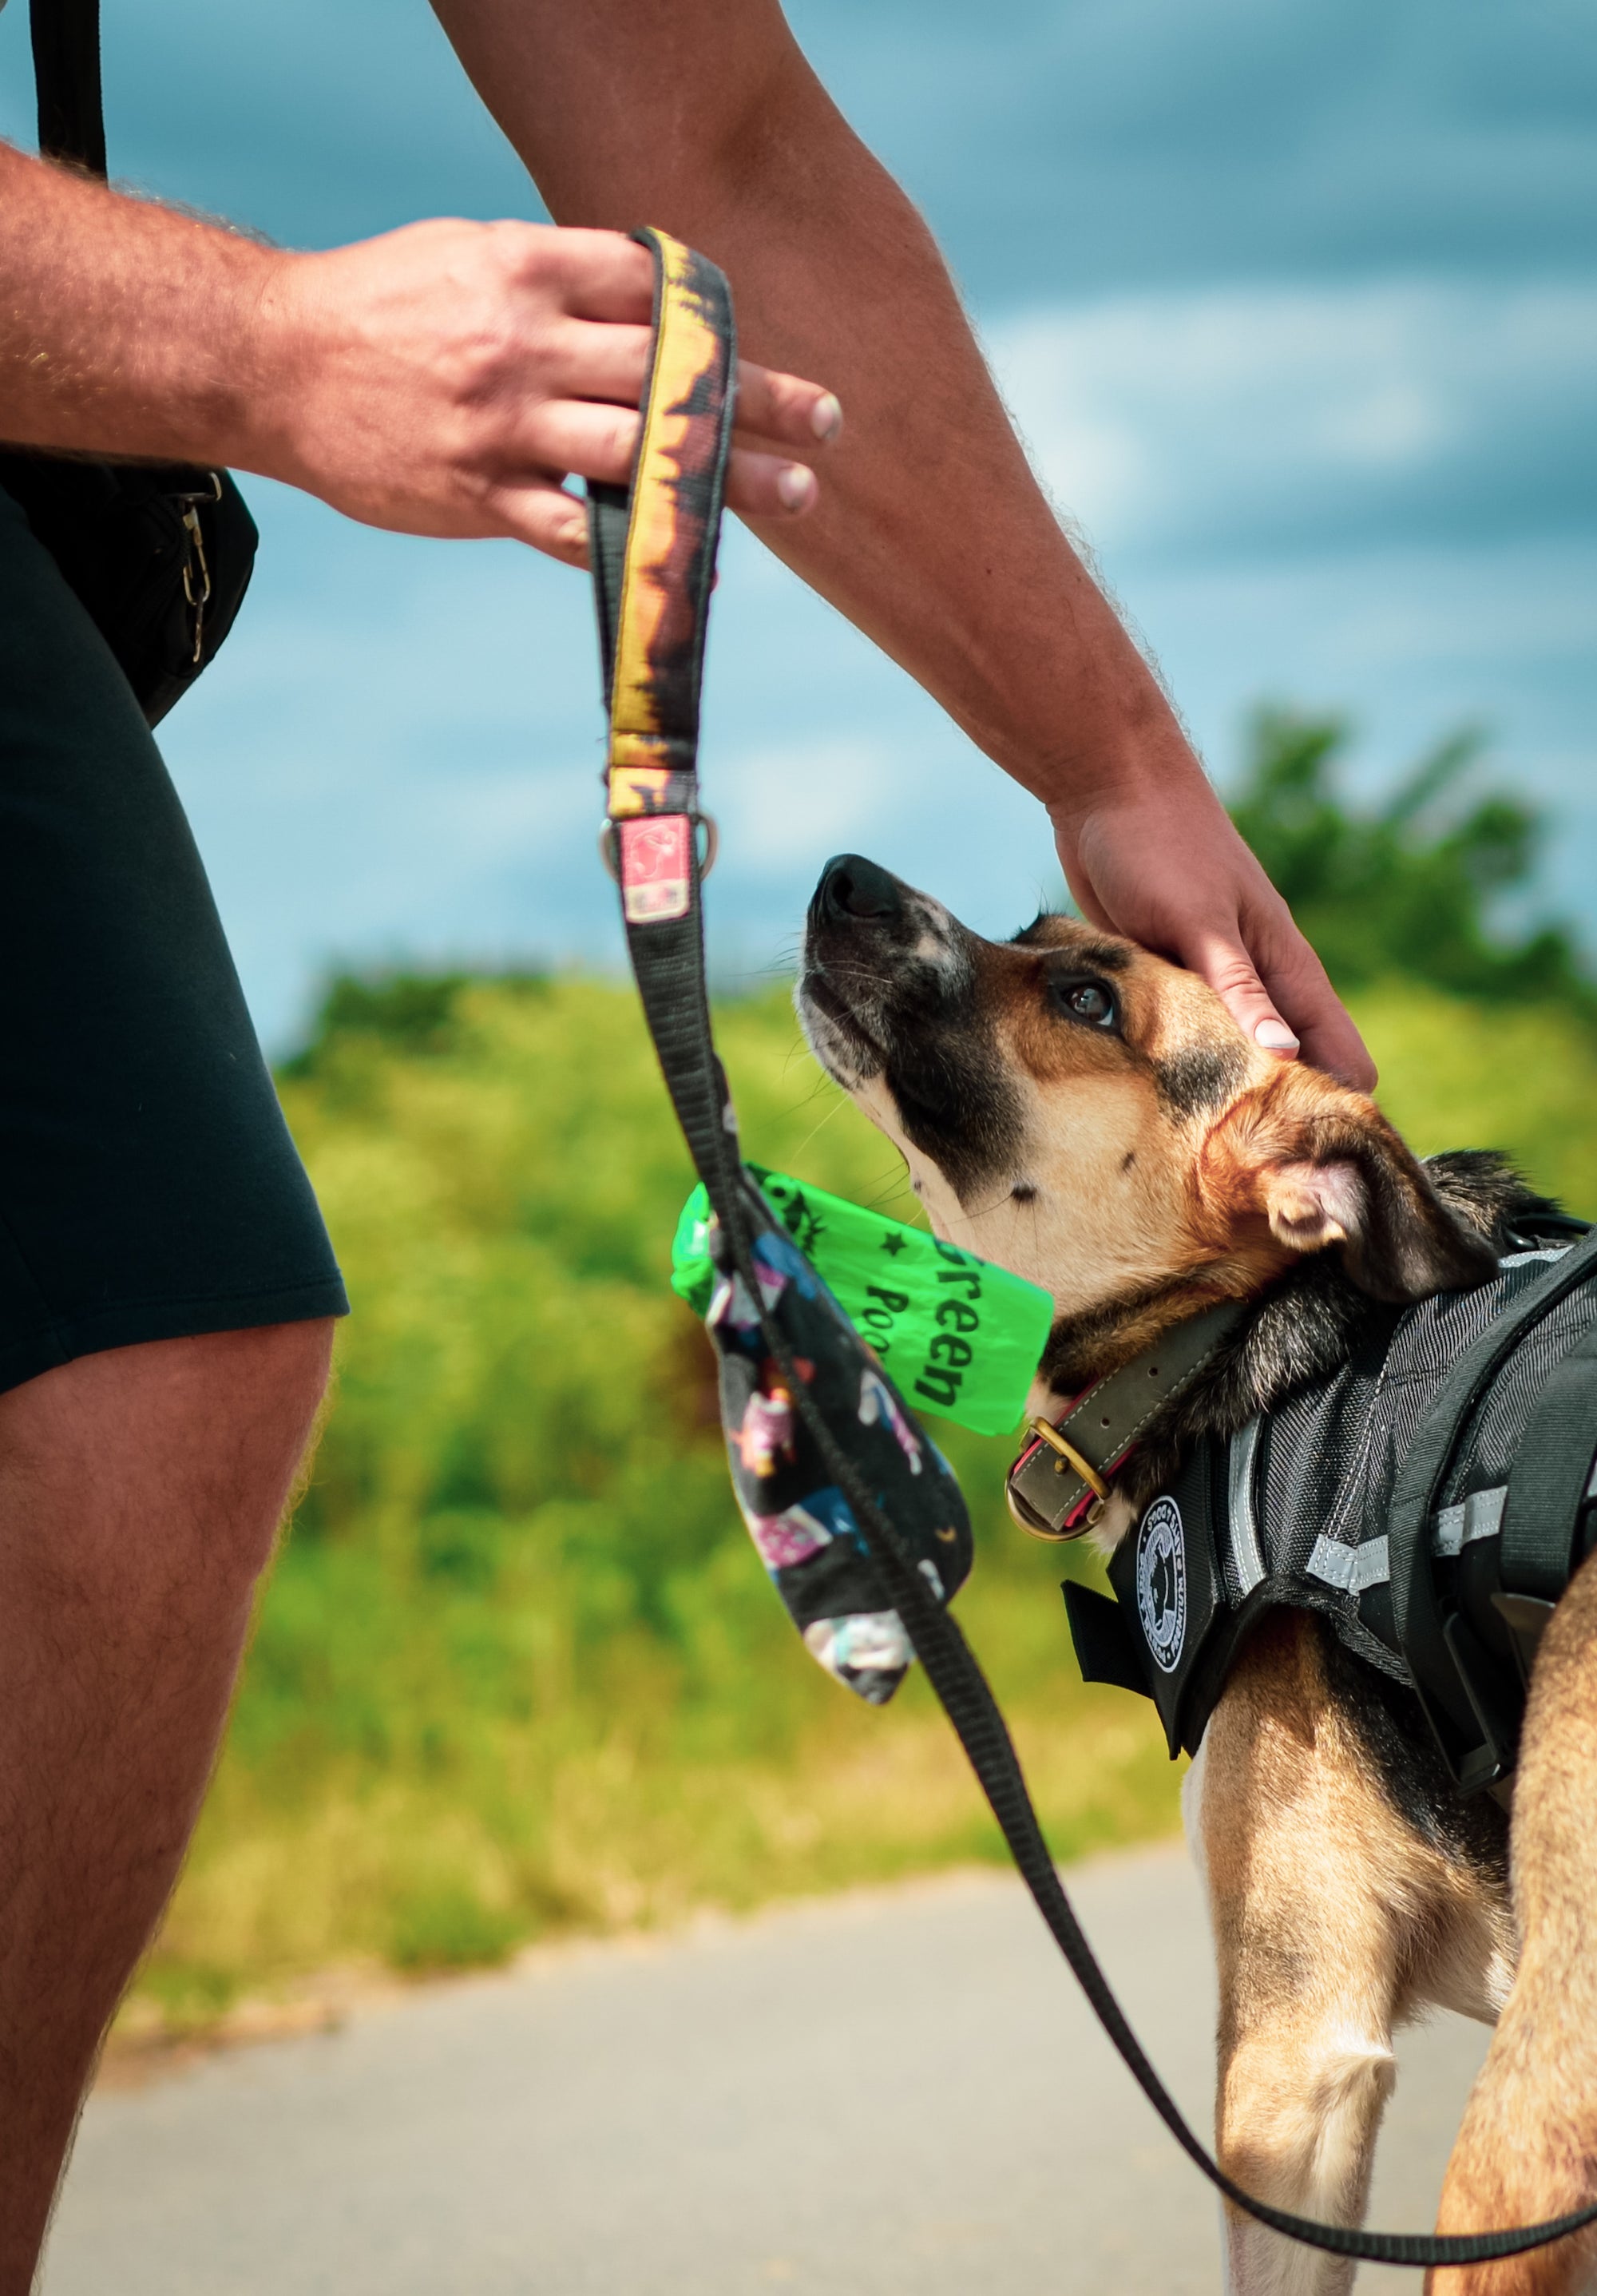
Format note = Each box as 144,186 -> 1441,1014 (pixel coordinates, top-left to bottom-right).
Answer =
1229,709 -> 1591,1010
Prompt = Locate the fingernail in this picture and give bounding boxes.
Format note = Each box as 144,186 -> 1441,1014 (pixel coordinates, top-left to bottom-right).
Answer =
776,464 -> 817,513
811,393 -> 843,443
1254,1018 -> 1301,1053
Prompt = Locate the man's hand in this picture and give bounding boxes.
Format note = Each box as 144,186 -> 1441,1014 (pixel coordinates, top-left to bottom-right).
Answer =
255,220 -> 838,565
0,149 -> 836,569
1052,773 -> 1377,1089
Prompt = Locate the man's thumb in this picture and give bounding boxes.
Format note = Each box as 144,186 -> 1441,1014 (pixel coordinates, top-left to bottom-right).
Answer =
1199,947 -> 1301,1062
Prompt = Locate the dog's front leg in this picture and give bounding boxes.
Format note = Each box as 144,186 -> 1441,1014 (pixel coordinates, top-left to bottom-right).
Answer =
1195,1616 -> 1404,2296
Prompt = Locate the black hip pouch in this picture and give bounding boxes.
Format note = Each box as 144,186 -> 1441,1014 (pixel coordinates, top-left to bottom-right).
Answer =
3,0 -> 258,727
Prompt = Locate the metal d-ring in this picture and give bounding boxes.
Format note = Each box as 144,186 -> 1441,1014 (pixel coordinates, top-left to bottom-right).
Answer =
598,814 -> 719,883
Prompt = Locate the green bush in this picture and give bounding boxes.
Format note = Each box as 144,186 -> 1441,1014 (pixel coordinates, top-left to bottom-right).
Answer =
1231,709 -> 1594,1009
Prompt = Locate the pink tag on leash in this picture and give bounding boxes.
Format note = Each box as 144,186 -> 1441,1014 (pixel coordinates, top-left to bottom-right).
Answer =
618,815 -> 692,923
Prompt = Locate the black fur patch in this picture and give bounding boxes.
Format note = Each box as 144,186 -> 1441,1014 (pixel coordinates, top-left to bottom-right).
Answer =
1009,919 -> 1131,974
884,1024 -> 1024,1203
1322,1627 -> 1510,1879
1151,1041 -> 1250,1120
1040,1279 -> 1207,1399
1069,939 -> 1132,974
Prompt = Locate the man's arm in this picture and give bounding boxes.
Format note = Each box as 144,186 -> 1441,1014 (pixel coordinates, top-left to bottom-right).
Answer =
0,143 -> 834,555
430,0 -> 1372,1085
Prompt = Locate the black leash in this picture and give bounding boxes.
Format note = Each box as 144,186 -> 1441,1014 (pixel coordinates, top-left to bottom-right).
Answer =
589,227 -> 1597,2269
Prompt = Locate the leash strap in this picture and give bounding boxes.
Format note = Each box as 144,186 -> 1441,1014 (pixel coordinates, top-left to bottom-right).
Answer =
592,229 -> 1597,2268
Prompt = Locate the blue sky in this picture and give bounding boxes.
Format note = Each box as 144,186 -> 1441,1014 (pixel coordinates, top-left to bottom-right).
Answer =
2,0 -> 1595,1045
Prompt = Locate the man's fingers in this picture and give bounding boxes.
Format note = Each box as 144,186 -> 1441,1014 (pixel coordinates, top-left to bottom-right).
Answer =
1242,910 -> 1379,1089
478,431 -> 818,570
532,228 -> 656,324
480,474 -> 590,568
1189,925 -> 1378,1091
1187,933 -> 1304,1067
547,323 -> 841,454
537,232 -> 843,454
506,399 -> 819,517
723,445 -> 818,517
732,360 -> 843,448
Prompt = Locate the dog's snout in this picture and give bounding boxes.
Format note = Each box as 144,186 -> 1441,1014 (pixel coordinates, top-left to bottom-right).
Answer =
818,854 -> 902,925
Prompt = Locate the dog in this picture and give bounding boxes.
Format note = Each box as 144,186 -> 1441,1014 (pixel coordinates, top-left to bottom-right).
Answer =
796,851 -> 1597,2296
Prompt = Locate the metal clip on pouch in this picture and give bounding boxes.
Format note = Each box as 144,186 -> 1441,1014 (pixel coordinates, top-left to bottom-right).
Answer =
589,228 -> 1597,2270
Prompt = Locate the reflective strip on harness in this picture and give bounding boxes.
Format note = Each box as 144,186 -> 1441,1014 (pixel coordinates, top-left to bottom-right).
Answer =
1307,1534 -> 1390,1594
1433,1486 -> 1507,1557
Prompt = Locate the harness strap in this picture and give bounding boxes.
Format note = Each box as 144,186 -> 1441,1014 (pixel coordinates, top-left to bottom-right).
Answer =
1389,1228 -> 1597,1785
1500,1325 -> 1597,1604
594,229 -> 1597,2269
1007,1299 -> 1247,1537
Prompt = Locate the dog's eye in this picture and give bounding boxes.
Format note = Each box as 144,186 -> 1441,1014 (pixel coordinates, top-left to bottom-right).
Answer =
1050,976 -> 1118,1030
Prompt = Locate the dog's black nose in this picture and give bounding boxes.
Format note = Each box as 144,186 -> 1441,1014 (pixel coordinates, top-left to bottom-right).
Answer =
818,854 -> 902,923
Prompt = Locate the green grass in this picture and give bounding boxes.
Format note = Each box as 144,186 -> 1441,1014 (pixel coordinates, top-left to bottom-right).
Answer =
127,972 -> 1597,2026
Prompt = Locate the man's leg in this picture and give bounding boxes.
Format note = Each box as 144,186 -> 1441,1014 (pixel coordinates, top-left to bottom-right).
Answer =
0,1319 -> 333,2293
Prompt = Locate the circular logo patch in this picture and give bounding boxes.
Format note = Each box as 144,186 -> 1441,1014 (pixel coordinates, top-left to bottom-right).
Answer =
1135,1496 -> 1187,1675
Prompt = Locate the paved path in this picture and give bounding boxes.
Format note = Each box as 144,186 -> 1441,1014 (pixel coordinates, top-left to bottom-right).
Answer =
43,1846 -> 1490,2294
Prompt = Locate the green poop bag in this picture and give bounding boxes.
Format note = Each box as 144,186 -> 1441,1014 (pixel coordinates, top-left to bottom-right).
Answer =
671,1165 -> 1054,1438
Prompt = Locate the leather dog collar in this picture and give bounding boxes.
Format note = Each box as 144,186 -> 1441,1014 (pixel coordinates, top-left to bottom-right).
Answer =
1006,1298 -> 1250,1539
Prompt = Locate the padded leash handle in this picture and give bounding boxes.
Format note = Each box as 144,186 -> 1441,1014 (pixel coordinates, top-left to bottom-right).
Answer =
590,229 -> 1597,2270
590,229 -> 744,1233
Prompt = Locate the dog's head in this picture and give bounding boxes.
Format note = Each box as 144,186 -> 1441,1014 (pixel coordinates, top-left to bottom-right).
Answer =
798,854 -> 1494,1389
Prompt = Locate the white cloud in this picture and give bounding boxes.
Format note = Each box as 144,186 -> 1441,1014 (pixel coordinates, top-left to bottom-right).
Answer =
989,278 -> 1597,555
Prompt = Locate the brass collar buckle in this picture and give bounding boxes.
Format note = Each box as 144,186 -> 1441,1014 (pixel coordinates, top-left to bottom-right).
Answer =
1008,1414 -> 1113,1540
1024,1414 -> 1111,1504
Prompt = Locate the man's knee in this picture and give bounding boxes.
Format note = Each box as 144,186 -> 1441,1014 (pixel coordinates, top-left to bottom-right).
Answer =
0,1319 -> 336,1612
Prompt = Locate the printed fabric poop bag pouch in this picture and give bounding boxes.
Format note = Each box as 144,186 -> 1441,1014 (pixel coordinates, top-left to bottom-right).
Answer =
704,1184 -> 973,1704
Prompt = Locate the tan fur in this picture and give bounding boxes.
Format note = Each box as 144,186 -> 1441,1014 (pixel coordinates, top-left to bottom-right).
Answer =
1429,1549 -> 1597,2296
1203,1616 -> 1516,2296
801,878 -> 1597,2294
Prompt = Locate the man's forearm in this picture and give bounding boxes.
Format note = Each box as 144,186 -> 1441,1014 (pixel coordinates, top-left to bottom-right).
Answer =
0,146 -> 277,466
433,0 -> 1195,815
664,135 -> 1183,815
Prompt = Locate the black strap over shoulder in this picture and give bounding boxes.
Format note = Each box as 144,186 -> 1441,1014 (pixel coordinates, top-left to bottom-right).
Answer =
30,0 -> 106,176
593,232 -> 1597,2270
9,0 -> 260,724
1389,1230 -> 1597,1787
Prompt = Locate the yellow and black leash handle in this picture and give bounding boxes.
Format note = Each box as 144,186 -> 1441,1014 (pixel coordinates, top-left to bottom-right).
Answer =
589,227 -> 1597,2273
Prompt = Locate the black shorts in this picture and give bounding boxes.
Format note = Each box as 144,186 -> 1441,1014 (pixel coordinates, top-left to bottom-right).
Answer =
0,482 -> 348,1394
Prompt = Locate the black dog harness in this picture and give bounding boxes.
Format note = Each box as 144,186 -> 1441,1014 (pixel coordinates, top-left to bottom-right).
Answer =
1048,1229 -> 1597,1793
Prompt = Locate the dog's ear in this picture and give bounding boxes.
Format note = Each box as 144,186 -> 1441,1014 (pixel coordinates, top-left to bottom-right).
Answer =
1207,1070 -> 1498,1304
